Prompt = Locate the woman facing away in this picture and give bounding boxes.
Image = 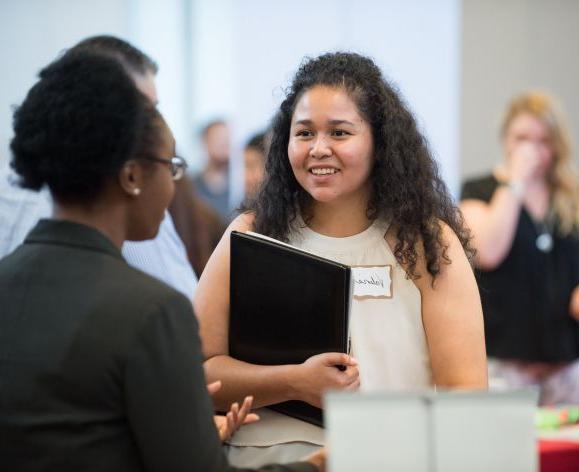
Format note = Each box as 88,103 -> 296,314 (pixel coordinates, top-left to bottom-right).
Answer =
460,91 -> 579,404
0,51 -> 324,472
195,52 -> 487,467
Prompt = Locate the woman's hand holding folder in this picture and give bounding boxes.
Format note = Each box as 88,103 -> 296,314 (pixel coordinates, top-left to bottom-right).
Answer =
196,214 -> 359,418
291,353 -> 360,408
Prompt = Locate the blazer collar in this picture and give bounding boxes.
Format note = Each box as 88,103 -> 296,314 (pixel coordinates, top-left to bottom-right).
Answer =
25,219 -> 123,261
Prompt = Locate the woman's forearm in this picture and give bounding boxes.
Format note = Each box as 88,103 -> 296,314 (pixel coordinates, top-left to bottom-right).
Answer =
462,186 -> 522,269
204,355 -> 299,411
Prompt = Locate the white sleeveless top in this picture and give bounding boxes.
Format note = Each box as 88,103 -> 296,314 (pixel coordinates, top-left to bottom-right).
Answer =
228,219 -> 432,447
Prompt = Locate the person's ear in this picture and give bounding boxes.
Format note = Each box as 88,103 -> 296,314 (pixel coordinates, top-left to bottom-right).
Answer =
118,160 -> 145,197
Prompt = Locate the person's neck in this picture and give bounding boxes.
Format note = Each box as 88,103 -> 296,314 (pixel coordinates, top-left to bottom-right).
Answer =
307,195 -> 373,237
52,198 -> 128,250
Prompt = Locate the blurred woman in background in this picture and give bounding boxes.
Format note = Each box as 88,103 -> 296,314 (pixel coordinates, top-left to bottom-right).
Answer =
460,91 -> 579,405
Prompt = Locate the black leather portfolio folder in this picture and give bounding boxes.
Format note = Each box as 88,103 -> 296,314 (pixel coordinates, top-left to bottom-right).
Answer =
229,230 -> 351,427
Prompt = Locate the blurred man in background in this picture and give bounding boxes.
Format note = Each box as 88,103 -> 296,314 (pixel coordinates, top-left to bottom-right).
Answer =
243,131 -> 267,201
193,120 -> 232,220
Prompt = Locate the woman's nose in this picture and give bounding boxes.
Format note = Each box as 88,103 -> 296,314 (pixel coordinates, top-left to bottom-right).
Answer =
309,134 -> 331,159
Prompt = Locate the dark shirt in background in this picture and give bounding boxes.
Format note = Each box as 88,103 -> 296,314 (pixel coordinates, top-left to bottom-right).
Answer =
461,175 -> 579,362
193,172 -> 232,222
170,175 -> 227,277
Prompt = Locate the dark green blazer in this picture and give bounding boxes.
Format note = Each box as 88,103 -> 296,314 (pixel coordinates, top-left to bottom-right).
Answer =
0,219 -> 314,472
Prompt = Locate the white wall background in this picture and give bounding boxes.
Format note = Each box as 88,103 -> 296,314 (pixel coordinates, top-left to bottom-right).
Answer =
0,0 -> 128,163
128,0 -> 194,161
461,0 -> 579,181
0,0 -> 191,166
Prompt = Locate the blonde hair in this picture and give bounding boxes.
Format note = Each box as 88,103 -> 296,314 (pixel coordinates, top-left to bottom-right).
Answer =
501,91 -> 579,235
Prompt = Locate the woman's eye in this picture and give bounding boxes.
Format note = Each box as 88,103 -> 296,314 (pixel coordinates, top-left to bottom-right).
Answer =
296,130 -> 312,137
332,129 -> 349,137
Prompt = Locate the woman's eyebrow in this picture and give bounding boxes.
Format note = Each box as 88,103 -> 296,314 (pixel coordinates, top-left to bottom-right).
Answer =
293,119 -> 356,126
328,119 -> 355,126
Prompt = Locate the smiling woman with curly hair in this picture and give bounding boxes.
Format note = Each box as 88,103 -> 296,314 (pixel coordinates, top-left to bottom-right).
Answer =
195,52 -> 488,468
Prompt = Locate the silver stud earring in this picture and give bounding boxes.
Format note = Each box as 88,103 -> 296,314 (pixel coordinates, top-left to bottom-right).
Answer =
133,188 -> 141,195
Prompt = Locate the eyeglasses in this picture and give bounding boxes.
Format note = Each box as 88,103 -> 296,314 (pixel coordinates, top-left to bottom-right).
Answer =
141,155 -> 188,181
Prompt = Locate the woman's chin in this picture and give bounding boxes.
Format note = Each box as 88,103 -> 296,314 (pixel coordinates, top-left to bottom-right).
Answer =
309,189 -> 340,204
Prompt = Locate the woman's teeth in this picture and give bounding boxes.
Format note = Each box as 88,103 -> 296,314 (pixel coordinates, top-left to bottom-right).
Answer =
311,168 -> 338,175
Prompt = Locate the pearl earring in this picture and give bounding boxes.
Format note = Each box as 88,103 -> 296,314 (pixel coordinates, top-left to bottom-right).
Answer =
133,188 -> 141,195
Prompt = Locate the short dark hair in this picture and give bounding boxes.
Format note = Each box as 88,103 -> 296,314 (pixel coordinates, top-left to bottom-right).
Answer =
245,131 -> 266,153
10,52 -> 164,203
69,35 -> 158,76
249,52 -> 473,281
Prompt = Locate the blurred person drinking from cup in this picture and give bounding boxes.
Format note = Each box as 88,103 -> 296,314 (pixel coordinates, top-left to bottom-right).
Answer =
460,91 -> 579,405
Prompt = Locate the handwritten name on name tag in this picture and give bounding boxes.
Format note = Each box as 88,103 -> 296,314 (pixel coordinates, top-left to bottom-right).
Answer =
351,265 -> 392,299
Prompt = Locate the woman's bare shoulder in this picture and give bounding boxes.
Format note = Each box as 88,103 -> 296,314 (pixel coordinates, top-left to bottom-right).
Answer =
227,211 -> 255,234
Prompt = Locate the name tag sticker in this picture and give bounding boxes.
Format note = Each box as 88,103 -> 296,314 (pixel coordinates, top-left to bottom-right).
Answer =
351,265 -> 392,299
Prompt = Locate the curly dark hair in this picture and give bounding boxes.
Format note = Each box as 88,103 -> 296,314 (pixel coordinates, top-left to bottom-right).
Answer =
10,51 -> 164,203
248,52 -> 473,281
